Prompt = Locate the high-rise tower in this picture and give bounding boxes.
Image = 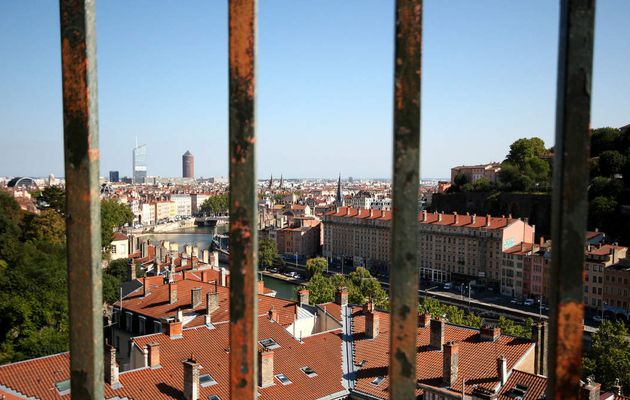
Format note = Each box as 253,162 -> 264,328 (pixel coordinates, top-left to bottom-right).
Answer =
132,143 -> 147,183
182,151 -> 194,178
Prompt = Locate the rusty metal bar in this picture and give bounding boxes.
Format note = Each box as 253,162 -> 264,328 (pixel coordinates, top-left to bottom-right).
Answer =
548,0 -> 595,398
228,0 -> 258,397
59,0 -> 103,399
389,0 -> 422,398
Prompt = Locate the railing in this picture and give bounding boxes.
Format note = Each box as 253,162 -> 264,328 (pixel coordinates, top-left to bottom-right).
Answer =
58,0 -> 594,399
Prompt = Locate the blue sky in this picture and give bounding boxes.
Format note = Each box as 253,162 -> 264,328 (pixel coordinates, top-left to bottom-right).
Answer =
1,1 -> 629,179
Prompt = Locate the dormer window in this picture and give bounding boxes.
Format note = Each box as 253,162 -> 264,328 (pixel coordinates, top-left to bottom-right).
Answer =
275,373 -> 291,385
55,380 -> 71,395
371,376 -> 385,386
200,374 -> 218,387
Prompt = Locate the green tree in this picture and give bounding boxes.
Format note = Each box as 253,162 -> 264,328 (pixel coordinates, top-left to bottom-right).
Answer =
306,274 -> 335,305
472,177 -> 494,192
35,186 -> 66,215
505,137 -> 546,166
454,173 -> 468,187
106,258 -> 133,281
21,210 -> 65,245
583,320 -> 630,390
101,199 -> 133,249
589,196 -> 617,229
200,194 -> 229,215
598,150 -> 626,177
306,257 -> 327,278
258,238 -> 278,269
499,137 -> 551,192
591,127 -> 621,156
347,267 -> 387,307
102,274 -> 121,304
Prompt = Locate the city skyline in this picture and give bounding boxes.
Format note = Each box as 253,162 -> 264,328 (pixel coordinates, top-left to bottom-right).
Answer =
1,1 -> 630,178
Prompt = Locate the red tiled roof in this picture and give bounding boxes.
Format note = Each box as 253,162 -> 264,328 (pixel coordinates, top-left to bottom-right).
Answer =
0,317 -> 346,400
498,370 -> 547,399
325,207 -> 518,229
119,278 -> 299,328
351,308 -> 534,399
111,232 -> 128,241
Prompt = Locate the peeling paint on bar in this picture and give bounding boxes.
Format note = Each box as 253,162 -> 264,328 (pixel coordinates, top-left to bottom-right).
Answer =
389,0 -> 422,398
229,0 -> 258,398
59,0 -> 103,399
548,0 -> 595,398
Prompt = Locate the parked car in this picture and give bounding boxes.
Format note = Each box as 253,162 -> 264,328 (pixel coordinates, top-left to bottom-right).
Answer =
268,267 -> 279,273
593,315 -> 604,323
443,282 -> 453,290
524,299 -> 535,307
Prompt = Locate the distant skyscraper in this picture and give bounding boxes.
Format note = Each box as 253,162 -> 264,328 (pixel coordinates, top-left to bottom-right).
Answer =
109,170 -> 119,182
133,143 -> 147,183
182,150 -> 194,178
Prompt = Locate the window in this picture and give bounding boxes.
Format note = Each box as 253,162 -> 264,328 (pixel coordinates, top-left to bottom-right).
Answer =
208,396 -> 221,400
275,373 -> 292,385
371,376 -> 385,386
301,366 -> 317,377
139,316 -> 146,335
125,311 -> 133,332
200,374 -> 218,387
259,338 -> 280,350
55,380 -> 71,396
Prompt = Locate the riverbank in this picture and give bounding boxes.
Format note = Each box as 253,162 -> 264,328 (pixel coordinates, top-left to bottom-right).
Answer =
127,218 -> 196,234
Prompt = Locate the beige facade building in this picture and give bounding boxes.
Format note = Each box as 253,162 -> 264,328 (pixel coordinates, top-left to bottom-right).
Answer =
323,207 -> 535,283
585,244 -> 626,310
450,163 -> 502,184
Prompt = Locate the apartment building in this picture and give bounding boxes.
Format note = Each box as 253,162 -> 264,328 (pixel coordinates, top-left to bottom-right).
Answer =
604,257 -> 630,318
276,219 -> 321,258
450,162 -> 502,184
584,244 -> 627,310
322,207 -> 534,283
170,193 -> 192,217
500,243 -> 535,298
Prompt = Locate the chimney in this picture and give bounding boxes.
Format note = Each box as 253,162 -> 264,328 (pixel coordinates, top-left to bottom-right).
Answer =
192,246 -> 198,258
201,270 -> 210,283
430,318 -> 445,350
257,279 -> 265,294
129,261 -> 136,281
191,288 -> 202,308
365,304 -> 380,339
192,258 -> 198,270
581,378 -> 601,400
437,212 -> 443,222
201,249 -> 209,263
220,268 -> 228,287
297,288 -> 309,306
167,319 -> 183,339
418,312 -> 431,328
480,325 -> 501,342
104,342 -> 120,388
532,321 -> 548,376
169,282 -> 178,304
471,214 -> 476,224
421,210 -> 427,222
539,236 -> 545,247
443,341 -> 459,387
258,349 -> 274,388
335,286 -> 348,306
453,212 -> 458,225
182,356 -> 200,400
143,277 -> 150,297
268,307 -> 279,322
497,355 -> 507,386
147,342 -> 160,368
206,291 -> 219,314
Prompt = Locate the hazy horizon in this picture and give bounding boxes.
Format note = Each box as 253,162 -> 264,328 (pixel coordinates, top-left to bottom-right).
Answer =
2,1 -> 629,179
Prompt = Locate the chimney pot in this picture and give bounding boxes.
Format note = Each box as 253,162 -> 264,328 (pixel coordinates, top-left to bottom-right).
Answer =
418,312 -> 431,328
430,318 -> 445,350
147,342 -> 160,368
297,288 -> 309,306
365,307 -> 380,339
182,357 -> 200,400
443,341 -> 459,387
497,355 -> 507,386
169,282 -> 178,304
191,287 -> 202,309
104,343 -> 120,388
581,379 -> 601,400
335,287 -> 348,306
480,325 -> 501,342
167,319 -> 183,339
268,307 -> 279,322
143,277 -> 150,297
258,349 -> 275,387
257,279 -> 265,294
206,291 -> 219,314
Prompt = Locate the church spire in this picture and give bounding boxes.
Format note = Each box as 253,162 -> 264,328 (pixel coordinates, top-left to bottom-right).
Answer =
268,173 -> 273,189
279,174 -> 284,189
336,173 -> 344,206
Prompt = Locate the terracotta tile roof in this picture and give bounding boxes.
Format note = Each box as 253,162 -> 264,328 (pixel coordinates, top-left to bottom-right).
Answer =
498,370 -> 547,399
351,308 -> 535,399
325,207 -> 519,229
503,242 -> 536,255
111,232 -> 128,241
586,244 -> 626,257
318,302 -> 343,322
0,318 -> 345,400
119,278 -> 299,328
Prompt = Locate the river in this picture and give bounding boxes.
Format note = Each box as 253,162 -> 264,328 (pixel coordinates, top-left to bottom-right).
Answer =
141,226 -> 299,300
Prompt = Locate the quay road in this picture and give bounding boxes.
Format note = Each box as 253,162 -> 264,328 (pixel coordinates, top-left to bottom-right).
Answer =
278,261 -> 599,334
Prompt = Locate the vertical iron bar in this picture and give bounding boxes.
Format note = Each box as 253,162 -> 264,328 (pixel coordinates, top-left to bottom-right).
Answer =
59,0 -> 103,399
389,0 -> 422,398
229,0 -> 258,397
548,0 -> 595,398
